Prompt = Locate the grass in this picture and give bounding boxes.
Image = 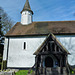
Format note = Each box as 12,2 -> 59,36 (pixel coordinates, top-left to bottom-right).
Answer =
15,70 -> 33,75
70,69 -> 75,74
15,68 -> 75,75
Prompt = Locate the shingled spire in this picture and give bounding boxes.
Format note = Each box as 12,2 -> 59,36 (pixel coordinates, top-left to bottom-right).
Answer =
21,0 -> 33,25
21,0 -> 33,14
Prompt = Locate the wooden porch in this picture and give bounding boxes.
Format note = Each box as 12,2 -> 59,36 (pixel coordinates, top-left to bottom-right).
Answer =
36,67 -> 67,75
34,34 -> 70,75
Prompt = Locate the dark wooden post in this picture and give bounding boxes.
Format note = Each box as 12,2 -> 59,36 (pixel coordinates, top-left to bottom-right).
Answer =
54,40 -> 56,52
60,55 -> 63,74
64,55 -> 66,67
35,56 -> 38,75
62,54 -> 66,67
54,43 -> 57,52
41,55 -> 43,74
46,44 -> 48,51
65,55 -> 67,66
50,42 -> 52,52
48,42 -> 50,51
65,54 -> 69,74
45,67 -> 46,75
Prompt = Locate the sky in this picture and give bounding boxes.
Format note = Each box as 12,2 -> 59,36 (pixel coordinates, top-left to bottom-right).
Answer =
0,0 -> 75,24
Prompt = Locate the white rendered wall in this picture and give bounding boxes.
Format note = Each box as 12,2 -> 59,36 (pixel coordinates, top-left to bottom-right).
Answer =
21,11 -> 32,25
7,36 -> 46,68
3,35 -> 75,68
3,38 -> 8,60
56,35 -> 75,66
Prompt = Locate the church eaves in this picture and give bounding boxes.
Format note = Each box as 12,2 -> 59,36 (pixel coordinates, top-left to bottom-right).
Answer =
21,0 -> 33,14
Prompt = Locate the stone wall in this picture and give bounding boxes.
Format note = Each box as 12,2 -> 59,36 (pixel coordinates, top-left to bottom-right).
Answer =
0,71 -> 15,75
38,67 -> 68,75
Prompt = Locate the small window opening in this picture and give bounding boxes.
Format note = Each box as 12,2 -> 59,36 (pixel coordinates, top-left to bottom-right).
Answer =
24,42 -> 26,49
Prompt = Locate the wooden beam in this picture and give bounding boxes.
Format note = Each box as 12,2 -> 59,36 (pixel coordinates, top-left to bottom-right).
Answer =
54,42 -> 56,52
50,42 -> 52,51
60,56 -> 63,74
46,44 -> 48,51
35,56 -> 37,75
38,51 -> 65,55
41,55 -> 43,74
48,42 -> 50,51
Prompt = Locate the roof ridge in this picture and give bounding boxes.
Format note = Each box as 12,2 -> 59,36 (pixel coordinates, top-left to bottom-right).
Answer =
15,20 -> 75,24
34,20 -> 75,23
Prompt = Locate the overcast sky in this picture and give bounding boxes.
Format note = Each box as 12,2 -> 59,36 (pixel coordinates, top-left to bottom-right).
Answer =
0,0 -> 75,24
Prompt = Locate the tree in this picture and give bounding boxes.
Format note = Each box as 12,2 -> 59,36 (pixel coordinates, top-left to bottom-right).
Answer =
0,6 -> 14,58
0,16 -> 3,36
0,12 -> 3,44
0,6 -> 14,35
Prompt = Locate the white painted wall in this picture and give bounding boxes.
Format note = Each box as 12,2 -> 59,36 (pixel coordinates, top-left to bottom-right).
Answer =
3,38 -> 8,60
21,11 -> 32,25
4,36 -> 46,68
3,35 -> 75,68
56,35 -> 75,66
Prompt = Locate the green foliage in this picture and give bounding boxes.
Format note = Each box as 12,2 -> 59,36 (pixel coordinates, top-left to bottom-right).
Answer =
72,71 -> 74,74
15,70 -> 33,75
15,70 -> 28,75
70,69 -> 75,74
1,60 -> 7,70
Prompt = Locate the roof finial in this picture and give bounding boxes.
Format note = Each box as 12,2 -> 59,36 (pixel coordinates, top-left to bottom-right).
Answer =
24,0 -> 31,9
21,0 -> 33,14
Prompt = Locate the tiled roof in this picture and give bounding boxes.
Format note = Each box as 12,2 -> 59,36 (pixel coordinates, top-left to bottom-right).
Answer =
5,21 -> 75,36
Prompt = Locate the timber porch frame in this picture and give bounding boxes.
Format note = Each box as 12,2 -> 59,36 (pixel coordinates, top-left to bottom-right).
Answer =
34,33 -> 70,75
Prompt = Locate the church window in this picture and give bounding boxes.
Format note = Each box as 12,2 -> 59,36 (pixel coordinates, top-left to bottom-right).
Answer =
24,42 -> 26,49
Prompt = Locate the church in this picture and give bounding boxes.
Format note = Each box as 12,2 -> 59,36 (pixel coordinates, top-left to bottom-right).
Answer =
2,0 -> 75,74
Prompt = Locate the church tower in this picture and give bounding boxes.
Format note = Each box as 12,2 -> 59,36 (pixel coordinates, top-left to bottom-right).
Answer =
21,0 -> 33,25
